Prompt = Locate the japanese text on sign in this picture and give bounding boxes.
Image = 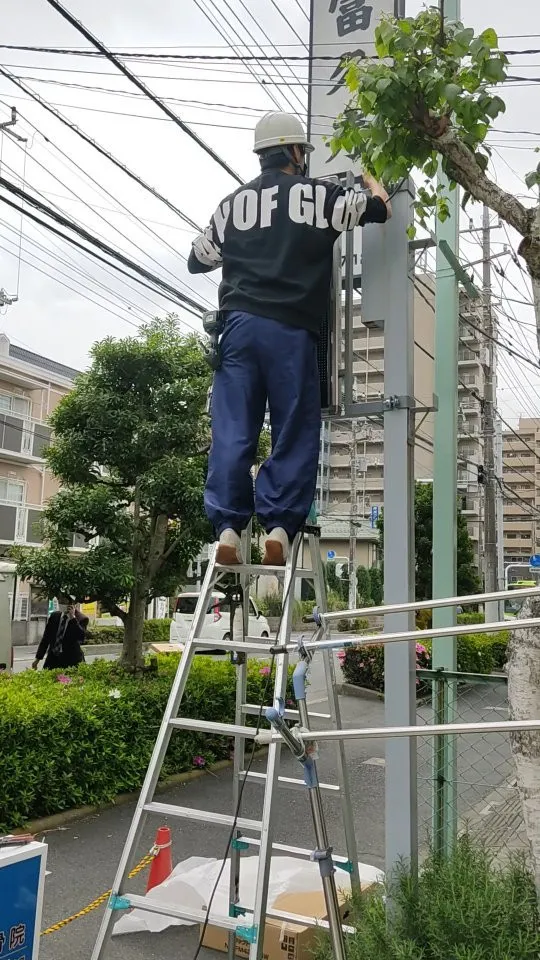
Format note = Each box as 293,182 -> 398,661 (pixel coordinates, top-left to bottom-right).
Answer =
329,0 -> 373,37
0,922 -> 26,957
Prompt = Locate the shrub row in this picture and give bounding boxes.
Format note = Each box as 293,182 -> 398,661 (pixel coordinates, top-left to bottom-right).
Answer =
0,654 -> 291,832
339,630 -> 509,694
86,618 -> 172,644
314,835 -> 539,960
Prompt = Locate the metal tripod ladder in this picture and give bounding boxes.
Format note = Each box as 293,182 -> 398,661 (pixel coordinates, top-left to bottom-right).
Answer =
90,525 -> 359,960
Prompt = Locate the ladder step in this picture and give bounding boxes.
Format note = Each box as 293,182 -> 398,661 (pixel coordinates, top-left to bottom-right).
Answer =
121,892 -> 355,935
241,770 -> 340,794
193,638 -> 274,654
242,704 -> 332,721
237,836 -> 351,867
216,563 -> 314,577
143,801 -> 261,832
170,718 -> 258,738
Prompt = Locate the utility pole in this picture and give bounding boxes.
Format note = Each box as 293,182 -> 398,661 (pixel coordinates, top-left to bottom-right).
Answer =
431,0 -> 460,856
348,420 -> 358,610
495,419 -> 505,618
482,204 -> 499,623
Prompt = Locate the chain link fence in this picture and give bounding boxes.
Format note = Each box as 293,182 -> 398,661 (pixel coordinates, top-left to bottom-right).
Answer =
415,670 -> 528,863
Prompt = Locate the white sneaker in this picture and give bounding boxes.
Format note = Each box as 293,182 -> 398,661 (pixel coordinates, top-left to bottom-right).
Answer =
263,527 -> 289,566
216,529 -> 242,565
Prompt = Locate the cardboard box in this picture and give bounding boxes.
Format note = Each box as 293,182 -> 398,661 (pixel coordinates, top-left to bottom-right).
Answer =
201,886 -> 363,960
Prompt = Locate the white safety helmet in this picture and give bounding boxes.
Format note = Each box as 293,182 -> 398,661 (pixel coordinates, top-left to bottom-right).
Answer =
253,111 -> 314,154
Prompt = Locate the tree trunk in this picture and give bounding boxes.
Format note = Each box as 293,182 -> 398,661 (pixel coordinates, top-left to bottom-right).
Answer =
507,596 -> 540,899
120,586 -> 147,673
517,203 -> 540,354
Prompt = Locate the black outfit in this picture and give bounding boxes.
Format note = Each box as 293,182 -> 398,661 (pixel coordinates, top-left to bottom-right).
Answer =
188,170 -> 388,335
36,611 -> 88,670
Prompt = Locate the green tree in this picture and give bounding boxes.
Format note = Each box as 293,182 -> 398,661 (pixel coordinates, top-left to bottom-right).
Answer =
377,482 -> 481,600
14,319 -> 211,672
356,565 -> 372,605
369,566 -> 383,606
330,9 -> 540,344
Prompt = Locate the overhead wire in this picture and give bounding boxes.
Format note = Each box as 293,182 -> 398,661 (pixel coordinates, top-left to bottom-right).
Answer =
0,130 -> 217,306
220,0 -> 307,113
0,178 -> 206,317
42,0 -> 243,184
0,69 -> 202,232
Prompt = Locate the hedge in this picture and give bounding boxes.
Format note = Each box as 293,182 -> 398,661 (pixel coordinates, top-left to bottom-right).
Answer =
339,631 -> 510,694
0,654 -> 292,832
86,618 -> 172,644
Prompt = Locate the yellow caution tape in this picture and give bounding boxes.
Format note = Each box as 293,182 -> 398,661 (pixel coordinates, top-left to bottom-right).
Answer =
41,851 -> 155,936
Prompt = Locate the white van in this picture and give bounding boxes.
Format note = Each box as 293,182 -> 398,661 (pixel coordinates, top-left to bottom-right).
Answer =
0,561 -> 17,673
170,591 -> 270,645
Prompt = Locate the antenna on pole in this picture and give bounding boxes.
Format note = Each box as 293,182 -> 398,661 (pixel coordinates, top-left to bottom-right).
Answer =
0,107 -> 27,143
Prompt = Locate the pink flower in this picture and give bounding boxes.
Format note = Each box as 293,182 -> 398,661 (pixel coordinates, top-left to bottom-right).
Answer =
337,651 -> 346,663
286,699 -> 295,707
416,679 -> 420,686
259,665 -> 271,676
57,675 -> 72,685
416,643 -> 426,654
359,662 -> 365,668
193,755 -> 206,768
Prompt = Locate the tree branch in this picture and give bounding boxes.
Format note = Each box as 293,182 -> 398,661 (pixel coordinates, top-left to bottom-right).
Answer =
108,603 -> 127,623
429,125 -> 532,238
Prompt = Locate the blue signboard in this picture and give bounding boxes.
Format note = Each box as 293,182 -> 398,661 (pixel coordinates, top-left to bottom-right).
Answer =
371,506 -> 379,528
327,550 -> 336,560
530,555 -> 540,568
0,844 -> 46,960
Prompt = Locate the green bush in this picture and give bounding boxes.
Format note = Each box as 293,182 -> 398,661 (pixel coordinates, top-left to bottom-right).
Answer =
315,835 -> 539,960
457,612 -> 485,625
0,655 -> 292,832
86,619 -> 172,645
257,592 -> 283,618
339,631 -> 509,693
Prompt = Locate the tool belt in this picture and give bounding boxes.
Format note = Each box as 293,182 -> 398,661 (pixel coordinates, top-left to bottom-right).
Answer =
202,310 -> 226,370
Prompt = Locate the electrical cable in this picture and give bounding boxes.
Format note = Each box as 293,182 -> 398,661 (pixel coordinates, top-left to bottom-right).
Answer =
266,0 -> 309,50
0,67 -> 201,232
2,43 -> 540,58
219,0 -> 307,114
42,0 -> 243,185
0,179 -> 206,317
0,136 -> 217,305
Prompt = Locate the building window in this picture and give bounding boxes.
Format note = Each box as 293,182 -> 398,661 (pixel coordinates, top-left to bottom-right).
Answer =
0,393 -> 30,418
0,478 -> 25,504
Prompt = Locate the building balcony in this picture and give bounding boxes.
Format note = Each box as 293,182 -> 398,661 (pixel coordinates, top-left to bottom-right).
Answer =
0,413 -> 52,465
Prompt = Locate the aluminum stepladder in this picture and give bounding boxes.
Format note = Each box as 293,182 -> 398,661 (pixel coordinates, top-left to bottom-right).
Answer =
90,524 -> 359,960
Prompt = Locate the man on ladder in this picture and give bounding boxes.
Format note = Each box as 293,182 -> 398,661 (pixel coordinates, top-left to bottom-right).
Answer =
188,112 -> 392,567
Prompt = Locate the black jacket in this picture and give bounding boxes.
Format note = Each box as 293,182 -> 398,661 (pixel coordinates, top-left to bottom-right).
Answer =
188,170 -> 388,334
36,611 -> 88,670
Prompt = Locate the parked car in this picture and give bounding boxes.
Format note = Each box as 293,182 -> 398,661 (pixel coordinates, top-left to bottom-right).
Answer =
170,591 -> 270,646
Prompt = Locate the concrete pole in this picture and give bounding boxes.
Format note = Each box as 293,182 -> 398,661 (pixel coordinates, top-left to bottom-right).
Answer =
379,182 -> 418,876
431,0 -> 460,857
348,420 -> 358,610
495,419 -> 505,618
482,205 -> 499,622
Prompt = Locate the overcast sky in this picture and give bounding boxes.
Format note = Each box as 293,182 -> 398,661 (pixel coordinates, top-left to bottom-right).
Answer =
0,0 -> 538,423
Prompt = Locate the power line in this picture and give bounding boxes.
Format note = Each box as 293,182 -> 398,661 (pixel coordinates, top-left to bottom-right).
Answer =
42,0 -> 243,184
0,177 -> 206,317
0,67 -> 202,231
2,43 -> 540,59
0,134 -> 216,306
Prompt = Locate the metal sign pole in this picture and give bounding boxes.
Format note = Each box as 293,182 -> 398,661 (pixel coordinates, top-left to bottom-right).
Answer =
361,182 -> 418,877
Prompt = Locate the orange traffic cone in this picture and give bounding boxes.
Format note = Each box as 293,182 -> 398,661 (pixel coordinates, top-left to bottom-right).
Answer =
146,826 -> 173,892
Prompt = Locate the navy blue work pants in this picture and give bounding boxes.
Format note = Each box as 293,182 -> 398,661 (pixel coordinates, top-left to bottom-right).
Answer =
205,311 -> 321,539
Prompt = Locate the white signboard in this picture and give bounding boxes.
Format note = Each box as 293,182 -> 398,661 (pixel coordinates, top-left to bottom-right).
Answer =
308,0 -> 401,178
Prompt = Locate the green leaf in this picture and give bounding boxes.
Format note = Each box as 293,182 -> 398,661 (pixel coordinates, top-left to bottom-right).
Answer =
484,95 -> 506,118
406,224 -> 417,240
525,169 -> 540,190
443,82 -> 462,105
375,77 -> 392,94
483,57 -> 506,83
470,37 -> 489,61
472,122 -> 489,142
480,27 -> 498,49
474,151 -> 489,172
453,27 -> 475,51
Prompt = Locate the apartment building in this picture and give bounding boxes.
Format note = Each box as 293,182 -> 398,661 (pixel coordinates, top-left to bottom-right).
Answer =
502,417 -> 540,566
0,333 -> 79,622
316,282 -> 486,565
